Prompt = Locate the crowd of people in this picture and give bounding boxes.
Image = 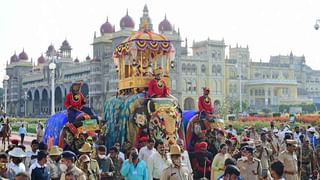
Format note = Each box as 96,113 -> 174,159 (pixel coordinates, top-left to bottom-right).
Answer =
0,121 -> 319,180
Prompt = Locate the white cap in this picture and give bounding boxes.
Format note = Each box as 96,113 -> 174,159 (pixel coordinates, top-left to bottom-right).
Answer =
307,127 -> 316,132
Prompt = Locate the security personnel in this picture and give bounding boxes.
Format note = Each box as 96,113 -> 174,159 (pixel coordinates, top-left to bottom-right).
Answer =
47,146 -> 63,180
161,144 -> 192,180
237,146 -> 262,180
60,151 -> 86,180
77,142 -> 100,180
278,139 -> 299,180
298,137 -> 313,180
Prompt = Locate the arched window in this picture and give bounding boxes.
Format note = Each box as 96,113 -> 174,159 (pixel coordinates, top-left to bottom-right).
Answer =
192,64 -> 197,73
182,64 -> 186,72
212,65 -> 217,74
217,65 -> 222,75
184,98 -> 195,110
187,64 -> 191,73
201,64 -> 206,73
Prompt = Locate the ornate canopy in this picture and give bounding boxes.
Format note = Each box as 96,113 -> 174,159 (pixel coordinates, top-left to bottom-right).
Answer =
113,27 -> 175,92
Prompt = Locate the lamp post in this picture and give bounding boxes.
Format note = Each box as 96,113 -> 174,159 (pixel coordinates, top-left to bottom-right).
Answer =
314,19 -> 320,30
3,75 -> 9,114
236,63 -> 243,113
24,91 -> 27,117
49,63 -> 56,115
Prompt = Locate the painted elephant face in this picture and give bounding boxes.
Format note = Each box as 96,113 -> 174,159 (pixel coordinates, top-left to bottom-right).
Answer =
134,113 -> 147,128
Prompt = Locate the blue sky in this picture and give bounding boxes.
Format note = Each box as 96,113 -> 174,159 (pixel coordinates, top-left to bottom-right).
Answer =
1,0 -> 320,86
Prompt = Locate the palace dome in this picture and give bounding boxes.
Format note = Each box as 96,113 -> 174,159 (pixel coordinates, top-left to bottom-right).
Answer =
120,10 -> 135,29
37,54 -> 46,64
158,15 -> 173,32
100,17 -> 113,34
18,49 -> 28,60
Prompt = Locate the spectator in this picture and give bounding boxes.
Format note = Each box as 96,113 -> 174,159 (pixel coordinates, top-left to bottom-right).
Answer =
15,172 -> 30,180
0,152 -> 9,179
211,143 -> 231,180
25,140 -> 39,170
177,139 -> 192,174
217,158 -> 243,180
148,140 -> 170,180
190,141 -> 213,179
138,139 -> 156,163
270,161 -> 284,180
96,145 -> 115,180
113,143 -> 125,161
8,147 -> 26,179
18,124 -> 27,145
121,147 -> 148,180
36,122 -> 44,143
108,146 -> 123,180
30,151 -> 49,180
218,165 -> 241,180
226,124 -> 237,136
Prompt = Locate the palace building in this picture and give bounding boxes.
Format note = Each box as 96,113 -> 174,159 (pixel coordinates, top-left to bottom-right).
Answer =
3,5 -> 317,117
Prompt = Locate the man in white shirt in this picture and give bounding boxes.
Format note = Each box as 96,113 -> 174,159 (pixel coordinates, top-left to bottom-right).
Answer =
138,139 -> 156,163
148,140 -> 171,180
25,140 -> 39,171
18,124 -> 27,145
8,147 -> 26,179
176,139 -> 193,174
226,124 -> 237,136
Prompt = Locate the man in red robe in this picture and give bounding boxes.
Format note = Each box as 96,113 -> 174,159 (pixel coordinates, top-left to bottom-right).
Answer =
64,81 -> 97,127
198,87 -> 214,121
148,68 -> 169,98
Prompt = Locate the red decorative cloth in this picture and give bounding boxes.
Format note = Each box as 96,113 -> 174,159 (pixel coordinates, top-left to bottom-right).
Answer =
198,141 -> 208,149
198,96 -> 213,113
64,92 -> 86,110
148,79 -> 169,97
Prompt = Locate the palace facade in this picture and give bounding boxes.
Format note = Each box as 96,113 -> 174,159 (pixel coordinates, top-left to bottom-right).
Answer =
3,5 -> 318,117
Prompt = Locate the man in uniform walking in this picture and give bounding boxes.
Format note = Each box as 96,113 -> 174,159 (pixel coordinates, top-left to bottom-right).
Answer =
278,139 -> 299,180
298,137 -> 314,180
237,146 -> 262,180
161,144 -> 192,180
60,151 -> 86,180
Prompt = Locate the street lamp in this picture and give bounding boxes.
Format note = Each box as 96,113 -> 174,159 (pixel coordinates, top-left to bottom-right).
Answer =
49,62 -> 56,115
314,19 -> 320,30
3,75 -> 9,114
24,91 -> 28,117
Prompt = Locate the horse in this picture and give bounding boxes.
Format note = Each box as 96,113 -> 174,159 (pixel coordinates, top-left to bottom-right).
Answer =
0,120 -> 11,150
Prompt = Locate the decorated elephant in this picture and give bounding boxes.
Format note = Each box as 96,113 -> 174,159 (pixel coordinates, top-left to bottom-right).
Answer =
183,110 -> 224,152
43,110 -> 100,154
102,93 -> 184,149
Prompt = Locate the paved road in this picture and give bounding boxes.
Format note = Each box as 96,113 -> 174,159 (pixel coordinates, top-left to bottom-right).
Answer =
0,133 -> 35,151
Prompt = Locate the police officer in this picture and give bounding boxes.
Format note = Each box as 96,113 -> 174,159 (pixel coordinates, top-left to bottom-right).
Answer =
161,144 -> 192,180
237,146 -> 262,180
298,136 -> 313,180
60,151 -> 86,180
77,142 -> 100,180
278,139 -> 299,180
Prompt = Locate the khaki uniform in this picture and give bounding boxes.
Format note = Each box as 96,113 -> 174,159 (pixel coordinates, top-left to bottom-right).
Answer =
47,158 -> 61,180
60,165 -> 86,180
160,165 -> 193,180
237,158 -> 262,180
278,150 -> 299,180
270,137 -> 280,160
77,159 -> 100,180
299,144 -> 313,180
315,146 -> 320,174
